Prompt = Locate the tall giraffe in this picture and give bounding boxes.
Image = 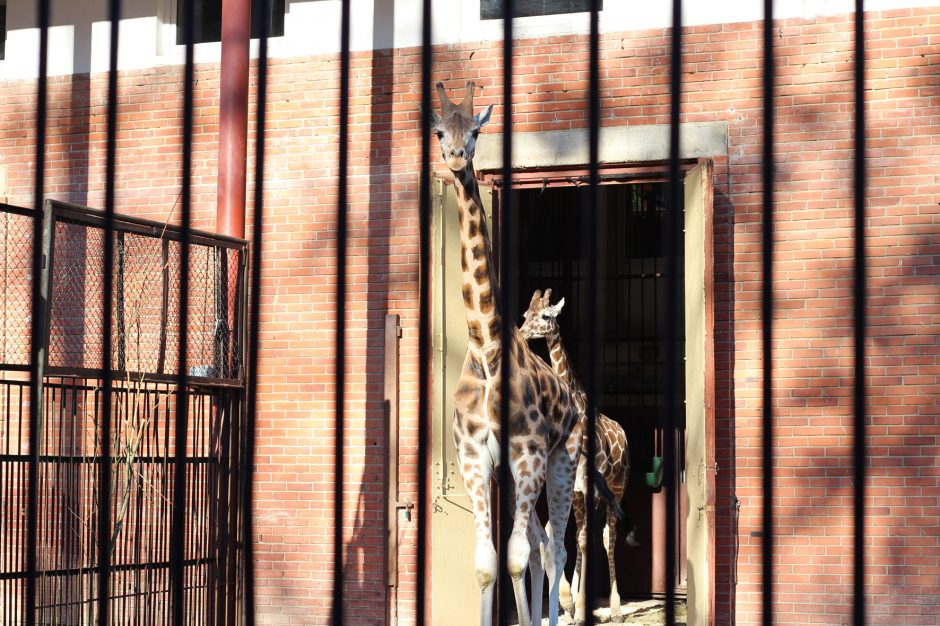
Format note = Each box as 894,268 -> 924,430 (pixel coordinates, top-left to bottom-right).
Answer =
520,289 -> 638,624
431,82 -> 581,626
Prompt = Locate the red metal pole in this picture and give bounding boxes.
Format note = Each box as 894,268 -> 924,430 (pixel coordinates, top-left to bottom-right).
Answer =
217,0 -> 250,239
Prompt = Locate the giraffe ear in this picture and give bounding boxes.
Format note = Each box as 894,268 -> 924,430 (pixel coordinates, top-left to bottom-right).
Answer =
475,104 -> 493,128
552,298 -> 566,316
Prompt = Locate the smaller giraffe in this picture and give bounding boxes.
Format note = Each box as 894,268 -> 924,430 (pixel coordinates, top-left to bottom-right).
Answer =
520,289 -> 638,624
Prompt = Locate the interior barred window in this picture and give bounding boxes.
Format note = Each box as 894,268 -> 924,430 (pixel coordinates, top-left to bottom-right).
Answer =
480,0 -> 602,20
176,0 -> 286,45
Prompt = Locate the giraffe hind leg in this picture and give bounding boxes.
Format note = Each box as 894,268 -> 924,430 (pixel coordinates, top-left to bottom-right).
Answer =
604,516 -> 623,622
527,513 -> 549,626
606,471 -> 628,621
562,490 -> 585,619
454,415 -> 497,626
544,447 -> 577,626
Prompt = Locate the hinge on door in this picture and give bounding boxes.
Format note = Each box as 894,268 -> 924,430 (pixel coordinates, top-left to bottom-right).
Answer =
395,500 -> 414,522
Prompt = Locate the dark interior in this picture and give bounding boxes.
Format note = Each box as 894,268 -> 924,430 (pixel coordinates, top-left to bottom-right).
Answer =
512,181 -> 687,599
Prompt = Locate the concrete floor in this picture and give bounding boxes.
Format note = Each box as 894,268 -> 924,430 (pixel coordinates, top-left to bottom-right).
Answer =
521,598 -> 688,625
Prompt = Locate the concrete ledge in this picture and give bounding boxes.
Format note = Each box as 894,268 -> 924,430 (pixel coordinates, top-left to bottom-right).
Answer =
474,121 -> 728,172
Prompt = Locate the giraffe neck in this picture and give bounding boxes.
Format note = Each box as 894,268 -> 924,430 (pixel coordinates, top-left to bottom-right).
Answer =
453,164 -> 502,354
545,331 -> 578,390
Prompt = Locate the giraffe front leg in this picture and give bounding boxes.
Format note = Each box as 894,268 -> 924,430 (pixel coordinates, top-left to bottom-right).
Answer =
508,494 -> 539,626
454,419 -> 497,626
545,448 -> 576,626
471,494 -> 497,626
604,517 -> 622,622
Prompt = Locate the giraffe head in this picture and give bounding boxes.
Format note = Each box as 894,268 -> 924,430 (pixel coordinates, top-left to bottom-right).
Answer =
520,289 -> 565,340
431,81 -> 493,172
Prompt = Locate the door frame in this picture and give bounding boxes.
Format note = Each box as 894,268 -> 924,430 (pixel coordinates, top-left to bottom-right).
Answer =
429,122 -> 724,624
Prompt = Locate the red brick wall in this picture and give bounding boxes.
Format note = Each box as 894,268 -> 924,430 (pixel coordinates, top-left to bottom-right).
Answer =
0,5 -> 937,625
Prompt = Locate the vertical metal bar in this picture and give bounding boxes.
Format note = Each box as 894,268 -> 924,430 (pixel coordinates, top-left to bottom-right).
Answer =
227,389 -> 241,624
38,362 -> 52,623
68,381 -> 79,619
498,0 -> 514,624
26,0 -> 51,623
384,314 -> 401,599
665,1 -> 682,624
2,384 -> 9,626
761,2 -> 775,625
416,0 -> 431,622
92,386 -> 102,622
852,4 -> 867,625
332,0 -> 351,623
159,386 -> 170,625
171,0 -> 196,621
185,395 -> 197,625
159,240 -> 170,375
116,233 -> 126,371
583,0 -> 601,623
213,393 -> 229,625
244,0 -> 270,612
53,385 -> 64,615
140,386 -> 154,626
17,387 -> 26,623
98,0 -> 121,622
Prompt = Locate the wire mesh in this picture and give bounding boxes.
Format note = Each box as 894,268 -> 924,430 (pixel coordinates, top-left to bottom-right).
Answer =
0,206 -> 38,370
44,204 -> 245,384
0,378 -> 243,625
0,201 -> 248,624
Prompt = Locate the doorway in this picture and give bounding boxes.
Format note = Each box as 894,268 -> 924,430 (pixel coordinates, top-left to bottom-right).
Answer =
509,181 -> 688,600
427,160 -> 715,625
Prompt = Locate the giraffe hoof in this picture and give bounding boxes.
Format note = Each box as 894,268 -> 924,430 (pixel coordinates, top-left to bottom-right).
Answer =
560,598 -> 575,616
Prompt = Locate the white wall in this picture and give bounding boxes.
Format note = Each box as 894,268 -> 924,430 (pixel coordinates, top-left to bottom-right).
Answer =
1,0 -> 937,79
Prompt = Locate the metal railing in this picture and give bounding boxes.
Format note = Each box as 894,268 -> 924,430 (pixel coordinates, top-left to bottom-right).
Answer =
0,196 -> 250,625
7,0 -> 876,624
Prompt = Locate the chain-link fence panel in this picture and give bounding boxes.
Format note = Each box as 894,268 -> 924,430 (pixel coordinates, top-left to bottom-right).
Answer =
45,202 -> 246,384
0,205 -> 38,370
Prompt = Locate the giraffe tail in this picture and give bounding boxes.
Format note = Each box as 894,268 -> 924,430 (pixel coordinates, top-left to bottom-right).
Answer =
582,451 -> 625,520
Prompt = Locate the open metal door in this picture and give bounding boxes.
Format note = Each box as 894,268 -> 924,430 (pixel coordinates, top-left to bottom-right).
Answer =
684,158 -> 716,626
430,175 -> 494,625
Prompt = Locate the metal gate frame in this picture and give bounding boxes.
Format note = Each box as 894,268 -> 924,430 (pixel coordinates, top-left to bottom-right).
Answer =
0,198 -> 251,625
9,0 -> 873,623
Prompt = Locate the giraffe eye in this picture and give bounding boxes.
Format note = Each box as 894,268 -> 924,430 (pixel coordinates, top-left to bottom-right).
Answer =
435,130 -> 444,139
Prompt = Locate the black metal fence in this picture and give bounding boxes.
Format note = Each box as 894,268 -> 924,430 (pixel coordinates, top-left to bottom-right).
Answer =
6,0 -> 874,624
406,1 -> 866,625
0,201 -> 250,625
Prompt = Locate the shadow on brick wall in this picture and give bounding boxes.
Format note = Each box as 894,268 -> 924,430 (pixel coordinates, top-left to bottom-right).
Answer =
712,180 -> 739,625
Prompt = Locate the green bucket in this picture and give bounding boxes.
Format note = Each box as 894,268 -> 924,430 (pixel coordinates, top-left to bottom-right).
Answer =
645,456 -> 664,490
